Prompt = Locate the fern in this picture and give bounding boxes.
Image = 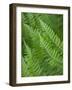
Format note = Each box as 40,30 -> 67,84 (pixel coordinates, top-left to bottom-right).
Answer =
39,19 -> 63,50
21,13 -> 63,77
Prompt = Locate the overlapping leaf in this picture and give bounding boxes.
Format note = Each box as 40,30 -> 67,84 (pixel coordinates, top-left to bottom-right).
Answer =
21,13 -> 63,77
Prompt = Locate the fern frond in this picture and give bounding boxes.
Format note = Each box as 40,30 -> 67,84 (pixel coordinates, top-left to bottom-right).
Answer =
39,19 -> 63,50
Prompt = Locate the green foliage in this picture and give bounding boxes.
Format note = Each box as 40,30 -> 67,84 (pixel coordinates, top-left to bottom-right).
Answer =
21,13 -> 63,77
